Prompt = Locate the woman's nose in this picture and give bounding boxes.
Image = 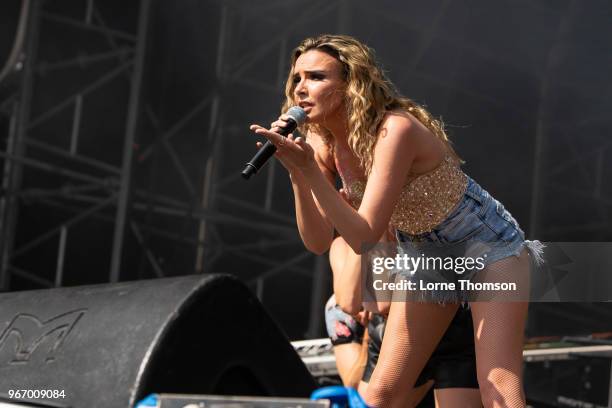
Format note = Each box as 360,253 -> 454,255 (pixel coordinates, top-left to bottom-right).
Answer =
294,80 -> 307,97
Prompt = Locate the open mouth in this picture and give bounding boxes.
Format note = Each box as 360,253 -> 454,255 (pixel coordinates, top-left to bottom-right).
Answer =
298,102 -> 313,109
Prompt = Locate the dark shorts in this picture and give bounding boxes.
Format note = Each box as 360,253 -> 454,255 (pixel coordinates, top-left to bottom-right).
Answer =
362,306 -> 478,389
325,296 -> 478,389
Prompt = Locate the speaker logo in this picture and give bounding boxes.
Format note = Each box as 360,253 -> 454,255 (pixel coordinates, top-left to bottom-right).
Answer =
0,309 -> 86,365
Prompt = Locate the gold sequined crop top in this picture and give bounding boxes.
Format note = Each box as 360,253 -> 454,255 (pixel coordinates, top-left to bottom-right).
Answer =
336,152 -> 468,235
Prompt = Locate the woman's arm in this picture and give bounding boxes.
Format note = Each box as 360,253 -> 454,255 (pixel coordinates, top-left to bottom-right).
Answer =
256,126 -> 336,254
289,155 -> 335,254
300,115 -> 417,254
330,232 -> 363,315
332,198 -> 394,316
252,113 -> 418,254
333,240 -> 392,316
332,240 -> 393,316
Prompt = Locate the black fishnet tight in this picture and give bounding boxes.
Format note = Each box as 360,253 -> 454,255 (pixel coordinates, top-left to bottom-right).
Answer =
365,248 -> 531,408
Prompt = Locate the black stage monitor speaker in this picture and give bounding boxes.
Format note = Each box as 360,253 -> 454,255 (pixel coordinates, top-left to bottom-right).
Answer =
0,275 -> 316,407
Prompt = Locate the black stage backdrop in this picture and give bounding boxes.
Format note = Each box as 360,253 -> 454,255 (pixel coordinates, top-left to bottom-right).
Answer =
0,0 -> 611,339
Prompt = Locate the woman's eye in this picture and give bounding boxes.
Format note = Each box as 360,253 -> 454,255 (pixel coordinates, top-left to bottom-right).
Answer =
311,74 -> 324,80
293,76 -> 301,84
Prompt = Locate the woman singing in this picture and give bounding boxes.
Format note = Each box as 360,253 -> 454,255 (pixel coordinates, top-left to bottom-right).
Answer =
250,34 -> 543,408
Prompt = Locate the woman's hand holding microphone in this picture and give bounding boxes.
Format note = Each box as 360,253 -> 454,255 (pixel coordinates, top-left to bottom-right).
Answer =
249,113 -> 317,175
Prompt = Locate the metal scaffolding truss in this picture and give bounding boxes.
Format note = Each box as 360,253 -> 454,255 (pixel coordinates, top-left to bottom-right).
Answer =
178,0 -> 350,337
0,0 -> 151,289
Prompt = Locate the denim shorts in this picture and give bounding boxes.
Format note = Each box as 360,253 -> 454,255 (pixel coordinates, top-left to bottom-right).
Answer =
395,176 -> 544,302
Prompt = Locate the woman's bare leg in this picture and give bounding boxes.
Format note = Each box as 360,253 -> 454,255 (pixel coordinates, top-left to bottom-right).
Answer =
334,343 -> 363,385
329,236 -> 348,278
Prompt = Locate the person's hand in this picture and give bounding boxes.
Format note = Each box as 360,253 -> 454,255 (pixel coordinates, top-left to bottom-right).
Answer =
252,134 -> 299,173
354,309 -> 369,326
249,122 -> 317,173
382,225 -> 397,243
269,114 -> 293,134
338,187 -> 349,202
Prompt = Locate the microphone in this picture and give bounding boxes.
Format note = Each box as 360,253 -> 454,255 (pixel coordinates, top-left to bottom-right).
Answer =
241,106 -> 307,180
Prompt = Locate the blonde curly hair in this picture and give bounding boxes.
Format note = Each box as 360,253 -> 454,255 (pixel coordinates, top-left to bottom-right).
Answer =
282,34 -> 461,176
